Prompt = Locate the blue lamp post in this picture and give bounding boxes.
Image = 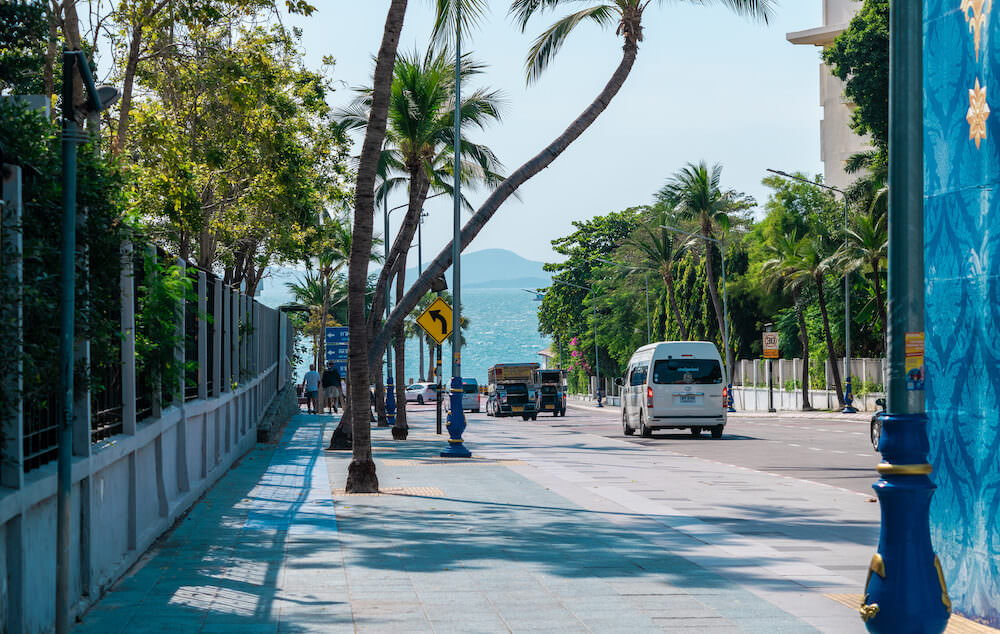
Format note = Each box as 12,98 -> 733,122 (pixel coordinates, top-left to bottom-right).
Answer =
860,2 -> 949,632
442,0 -> 471,457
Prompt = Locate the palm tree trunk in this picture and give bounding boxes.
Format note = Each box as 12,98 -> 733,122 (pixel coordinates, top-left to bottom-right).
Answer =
815,275 -> 844,407
374,362 -> 387,425
317,269 -> 333,412
793,288 -> 812,410
371,33 -> 641,362
344,0 -> 408,493
662,267 -> 689,340
392,250 -> 409,440
701,220 -> 727,345
872,260 -> 888,354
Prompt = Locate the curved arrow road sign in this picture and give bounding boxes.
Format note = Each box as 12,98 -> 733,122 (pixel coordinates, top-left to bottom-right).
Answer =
416,297 -> 453,345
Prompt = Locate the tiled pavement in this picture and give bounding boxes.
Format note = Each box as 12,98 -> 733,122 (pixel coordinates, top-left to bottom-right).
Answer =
74,411 -> 873,633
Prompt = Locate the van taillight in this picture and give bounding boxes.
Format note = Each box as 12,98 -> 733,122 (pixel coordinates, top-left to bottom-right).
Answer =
647,386 -> 654,407
722,386 -> 727,407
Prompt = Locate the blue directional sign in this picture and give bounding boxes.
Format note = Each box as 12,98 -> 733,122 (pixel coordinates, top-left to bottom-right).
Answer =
325,327 -> 348,375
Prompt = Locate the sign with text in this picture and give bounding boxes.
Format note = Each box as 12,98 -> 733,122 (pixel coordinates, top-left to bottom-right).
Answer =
905,331 -> 925,391
325,326 -> 348,376
762,332 -> 780,359
416,297 -> 453,346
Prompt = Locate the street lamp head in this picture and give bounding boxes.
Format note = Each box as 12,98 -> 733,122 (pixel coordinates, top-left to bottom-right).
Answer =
95,85 -> 121,111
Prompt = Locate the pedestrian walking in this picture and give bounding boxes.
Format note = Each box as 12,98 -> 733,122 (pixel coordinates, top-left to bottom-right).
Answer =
302,364 -> 321,414
322,362 -> 342,414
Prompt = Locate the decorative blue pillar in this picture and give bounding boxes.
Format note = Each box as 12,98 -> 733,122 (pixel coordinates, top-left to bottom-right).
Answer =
440,376 -> 471,457
860,1 -> 949,632
385,373 -> 396,427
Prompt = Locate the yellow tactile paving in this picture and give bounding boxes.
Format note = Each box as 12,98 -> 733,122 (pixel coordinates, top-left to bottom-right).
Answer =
826,594 -> 998,633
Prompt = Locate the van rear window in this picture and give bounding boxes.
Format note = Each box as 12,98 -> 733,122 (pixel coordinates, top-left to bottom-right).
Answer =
463,384 -> 478,394
652,359 -> 722,384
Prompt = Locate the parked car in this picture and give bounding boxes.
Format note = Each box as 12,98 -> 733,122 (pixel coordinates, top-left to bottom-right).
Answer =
444,378 -> 481,413
405,382 -> 439,404
618,341 -> 727,438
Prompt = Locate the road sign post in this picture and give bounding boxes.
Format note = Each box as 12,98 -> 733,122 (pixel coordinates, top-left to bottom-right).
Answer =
763,328 -> 778,413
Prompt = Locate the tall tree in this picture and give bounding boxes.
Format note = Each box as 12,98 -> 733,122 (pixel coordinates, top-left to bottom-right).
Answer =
625,205 -> 689,340
761,232 -> 813,410
837,208 -> 888,353
343,0 -> 408,493
657,161 -> 754,373
371,0 -> 773,370
339,47 -> 505,441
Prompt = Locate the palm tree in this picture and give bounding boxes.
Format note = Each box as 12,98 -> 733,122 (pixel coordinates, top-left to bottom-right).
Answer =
761,232 -> 813,411
343,0 -> 407,492
372,0 -> 772,374
657,162 -> 752,364
837,208 -> 888,352
796,239 -> 845,407
626,205 -> 689,340
341,48 -> 506,441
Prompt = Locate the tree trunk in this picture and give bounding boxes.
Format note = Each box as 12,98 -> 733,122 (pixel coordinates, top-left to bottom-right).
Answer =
317,268 -> 333,412
392,250 -> 409,440
374,362 -> 387,425
418,331 -> 425,381
344,0 -> 408,493
662,265 -> 689,340
370,33 -> 641,363
793,288 -> 812,410
701,219 -> 726,346
872,260 -> 887,354
815,275 -> 844,407
44,0 -> 58,98
112,22 -> 142,154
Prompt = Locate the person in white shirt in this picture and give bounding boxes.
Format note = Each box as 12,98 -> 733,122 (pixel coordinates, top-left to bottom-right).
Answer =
302,365 -> 321,414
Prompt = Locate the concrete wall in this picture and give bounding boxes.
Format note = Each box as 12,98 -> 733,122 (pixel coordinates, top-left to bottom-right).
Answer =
0,191 -> 295,632
924,3 -> 1000,626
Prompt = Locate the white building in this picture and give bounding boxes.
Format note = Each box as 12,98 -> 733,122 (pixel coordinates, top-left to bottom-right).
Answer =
787,0 -> 871,190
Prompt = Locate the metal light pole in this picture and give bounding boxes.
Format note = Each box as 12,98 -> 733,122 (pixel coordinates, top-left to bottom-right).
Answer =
57,50 -> 118,634
661,225 -> 735,412
553,278 -> 602,406
861,2 -> 948,632
383,196 -> 396,427
595,257 -> 651,345
442,1 -> 470,457
765,168 -> 856,412
417,211 -> 428,381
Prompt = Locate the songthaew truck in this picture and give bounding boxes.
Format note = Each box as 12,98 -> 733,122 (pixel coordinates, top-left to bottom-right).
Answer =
533,368 -> 567,417
486,363 -> 539,420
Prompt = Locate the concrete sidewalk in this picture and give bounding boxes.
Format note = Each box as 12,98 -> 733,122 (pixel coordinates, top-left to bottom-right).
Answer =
70,412 -> 921,632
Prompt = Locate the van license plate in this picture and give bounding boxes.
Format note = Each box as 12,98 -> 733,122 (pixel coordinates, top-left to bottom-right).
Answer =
512,406 -> 523,412
679,395 -> 696,404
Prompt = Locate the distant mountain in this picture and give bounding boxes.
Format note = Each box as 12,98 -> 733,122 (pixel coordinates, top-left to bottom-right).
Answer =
404,248 -> 551,290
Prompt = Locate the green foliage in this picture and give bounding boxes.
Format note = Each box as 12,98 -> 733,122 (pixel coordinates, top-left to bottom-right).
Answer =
0,99 -> 131,420
822,0 -> 889,150
0,0 -> 47,95
134,252 -> 197,399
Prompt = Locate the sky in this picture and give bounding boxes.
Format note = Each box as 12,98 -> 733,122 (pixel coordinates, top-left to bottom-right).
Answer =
93,1 -> 830,266
278,1 -> 829,265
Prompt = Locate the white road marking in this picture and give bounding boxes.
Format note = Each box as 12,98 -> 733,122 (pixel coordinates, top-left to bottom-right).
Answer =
788,443 -> 801,447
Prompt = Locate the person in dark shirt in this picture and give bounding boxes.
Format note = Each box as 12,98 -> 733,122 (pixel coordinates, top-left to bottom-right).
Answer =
321,362 -> 342,413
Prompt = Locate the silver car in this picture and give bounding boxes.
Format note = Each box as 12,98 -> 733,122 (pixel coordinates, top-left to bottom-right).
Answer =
404,382 -> 439,404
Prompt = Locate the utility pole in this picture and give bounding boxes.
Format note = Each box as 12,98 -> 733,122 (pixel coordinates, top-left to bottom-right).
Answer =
442,1 -> 470,457
860,2 -> 949,632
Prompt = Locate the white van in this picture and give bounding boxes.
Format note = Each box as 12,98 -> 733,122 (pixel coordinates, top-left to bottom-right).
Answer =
619,341 -> 727,438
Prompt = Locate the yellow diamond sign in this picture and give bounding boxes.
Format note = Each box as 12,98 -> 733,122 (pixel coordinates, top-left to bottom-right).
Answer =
416,297 -> 453,345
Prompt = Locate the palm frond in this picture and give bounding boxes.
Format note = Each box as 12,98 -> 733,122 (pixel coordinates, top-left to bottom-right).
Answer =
524,5 -> 617,84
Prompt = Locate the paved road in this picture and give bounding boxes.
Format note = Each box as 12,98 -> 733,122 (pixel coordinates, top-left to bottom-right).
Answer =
406,401 -> 880,496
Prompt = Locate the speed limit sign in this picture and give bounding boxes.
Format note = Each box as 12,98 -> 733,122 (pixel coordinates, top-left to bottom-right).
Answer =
763,332 -> 780,359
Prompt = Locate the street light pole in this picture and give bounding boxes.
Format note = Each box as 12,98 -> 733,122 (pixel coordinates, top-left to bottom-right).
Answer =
765,168 -> 856,412
553,278 -> 602,406
860,2 -> 949,631
442,1 -> 470,457
660,225 -> 734,412
383,196 -> 395,427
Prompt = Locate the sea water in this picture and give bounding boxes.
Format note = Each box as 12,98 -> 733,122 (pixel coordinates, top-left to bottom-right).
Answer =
258,279 -> 550,384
